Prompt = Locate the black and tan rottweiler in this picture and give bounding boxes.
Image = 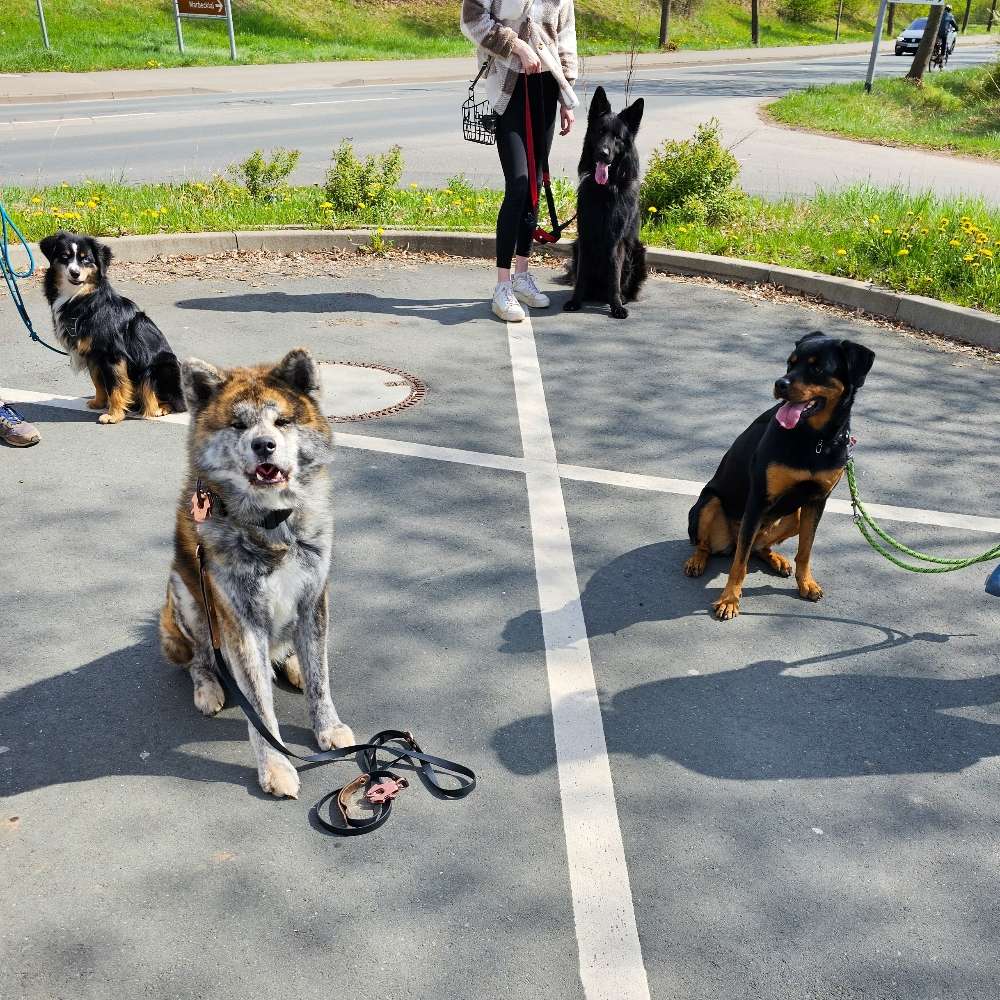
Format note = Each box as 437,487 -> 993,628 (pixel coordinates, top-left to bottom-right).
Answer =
684,332 -> 875,620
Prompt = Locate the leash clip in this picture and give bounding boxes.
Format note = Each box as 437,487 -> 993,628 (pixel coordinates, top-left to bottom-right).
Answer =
191,478 -> 213,524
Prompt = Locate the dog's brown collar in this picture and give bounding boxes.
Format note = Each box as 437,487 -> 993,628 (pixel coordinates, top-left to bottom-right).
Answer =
190,478 -> 292,530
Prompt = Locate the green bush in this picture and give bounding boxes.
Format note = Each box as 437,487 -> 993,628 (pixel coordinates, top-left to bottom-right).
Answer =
228,148 -> 300,201
779,0 -> 830,23
324,140 -> 403,214
641,119 -> 744,224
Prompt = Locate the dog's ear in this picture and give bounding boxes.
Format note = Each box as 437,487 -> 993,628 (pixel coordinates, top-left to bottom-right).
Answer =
95,240 -> 113,272
270,347 -> 320,399
589,86 -> 611,121
181,358 -> 225,413
795,330 -> 826,349
839,339 -> 875,389
38,233 -> 63,263
619,98 -> 644,136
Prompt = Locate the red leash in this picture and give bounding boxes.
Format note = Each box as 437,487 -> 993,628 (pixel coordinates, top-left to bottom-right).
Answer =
522,73 -> 574,244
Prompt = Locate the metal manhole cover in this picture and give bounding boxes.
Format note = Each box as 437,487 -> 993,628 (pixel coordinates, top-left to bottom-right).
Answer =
317,361 -> 425,423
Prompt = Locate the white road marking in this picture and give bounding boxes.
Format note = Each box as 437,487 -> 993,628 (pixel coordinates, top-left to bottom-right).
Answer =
506,316 -> 651,1000
289,96 -> 414,107
0,112 -> 160,128
3,385 -> 998,534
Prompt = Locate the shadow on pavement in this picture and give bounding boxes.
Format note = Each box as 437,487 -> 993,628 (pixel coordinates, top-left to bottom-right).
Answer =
0,620 -> 319,800
174,290 -> 493,327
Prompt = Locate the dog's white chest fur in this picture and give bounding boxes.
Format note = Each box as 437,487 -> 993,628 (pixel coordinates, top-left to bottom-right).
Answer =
265,555 -> 311,635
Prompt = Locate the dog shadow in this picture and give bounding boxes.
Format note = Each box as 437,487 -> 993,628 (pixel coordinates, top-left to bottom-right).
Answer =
501,539 -> 804,653
1,621 -> 321,802
174,291 -> 498,327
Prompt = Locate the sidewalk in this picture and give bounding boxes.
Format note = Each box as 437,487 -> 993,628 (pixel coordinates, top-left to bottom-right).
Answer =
0,40 -> 905,105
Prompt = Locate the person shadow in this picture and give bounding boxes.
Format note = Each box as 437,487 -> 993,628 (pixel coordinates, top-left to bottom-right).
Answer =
1,620 -> 319,801
174,290 -> 494,327
495,540 -> 998,781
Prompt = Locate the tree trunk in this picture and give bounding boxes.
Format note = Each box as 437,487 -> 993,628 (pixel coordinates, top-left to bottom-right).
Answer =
989,0 -> 997,30
751,0 -> 760,45
659,0 -> 671,47
906,3 -> 944,82
961,0 -> 972,30
887,2 -> 895,34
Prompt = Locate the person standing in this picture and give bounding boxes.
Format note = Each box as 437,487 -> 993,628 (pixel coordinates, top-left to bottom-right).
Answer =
461,0 -> 579,322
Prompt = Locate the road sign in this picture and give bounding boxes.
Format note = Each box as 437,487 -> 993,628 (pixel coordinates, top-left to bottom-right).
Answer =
177,0 -> 226,16
174,0 -> 237,60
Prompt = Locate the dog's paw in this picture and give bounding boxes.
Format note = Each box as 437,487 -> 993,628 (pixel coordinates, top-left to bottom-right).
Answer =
98,412 -> 125,425
142,407 -> 171,420
610,305 -> 629,319
563,299 -> 582,312
683,554 -> 707,577
798,578 -> 824,602
193,677 -> 225,716
713,595 -> 741,621
86,397 -> 105,411
259,757 -> 300,799
282,654 -> 305,690
761,550 -> 794,577
316,723 -> 355,752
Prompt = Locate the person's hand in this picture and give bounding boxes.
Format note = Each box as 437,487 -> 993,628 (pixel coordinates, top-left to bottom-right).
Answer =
560,106 -> 575,136
513,38 -> 542,74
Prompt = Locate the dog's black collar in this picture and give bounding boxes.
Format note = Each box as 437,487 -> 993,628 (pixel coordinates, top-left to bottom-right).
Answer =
814,425 -> 852,456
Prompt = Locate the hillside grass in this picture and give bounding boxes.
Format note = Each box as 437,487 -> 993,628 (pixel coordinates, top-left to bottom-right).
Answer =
0,0 -> 973,73
767,59 -> 1000,160
2,179 -> 997,314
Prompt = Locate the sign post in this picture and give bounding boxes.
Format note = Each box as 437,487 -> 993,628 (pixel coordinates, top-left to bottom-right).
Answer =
174,0 -> 237,60
864,0 -> 889,92
35,0 -> 51,49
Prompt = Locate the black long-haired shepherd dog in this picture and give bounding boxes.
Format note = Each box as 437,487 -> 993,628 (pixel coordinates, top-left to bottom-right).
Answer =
39,231 -> 186,425
564,86 -> 647,319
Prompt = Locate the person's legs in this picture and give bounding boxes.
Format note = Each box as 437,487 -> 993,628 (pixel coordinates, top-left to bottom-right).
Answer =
0,401 -> 40,447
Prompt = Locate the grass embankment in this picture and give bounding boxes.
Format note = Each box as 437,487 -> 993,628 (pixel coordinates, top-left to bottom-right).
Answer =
2,180 -> 997,314
767,60 -> 1000,160
0,0 -> 955,73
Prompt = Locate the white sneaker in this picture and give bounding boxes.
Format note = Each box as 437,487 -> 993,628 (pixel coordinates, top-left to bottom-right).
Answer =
492,281 -> 526,322
511,271 -> 550,308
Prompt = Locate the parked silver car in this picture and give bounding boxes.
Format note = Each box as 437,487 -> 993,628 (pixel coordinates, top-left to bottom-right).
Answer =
895,16 -> 957,56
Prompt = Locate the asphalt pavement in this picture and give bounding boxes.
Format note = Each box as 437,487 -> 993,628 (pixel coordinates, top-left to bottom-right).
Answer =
1,43 -> 997,200
2,258 -> 999,999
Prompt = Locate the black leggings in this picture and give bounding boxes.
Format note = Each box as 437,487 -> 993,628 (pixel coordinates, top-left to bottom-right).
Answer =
495,72 -> 558,270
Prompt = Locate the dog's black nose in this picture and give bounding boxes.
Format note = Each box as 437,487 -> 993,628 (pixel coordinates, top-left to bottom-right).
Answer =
774,377 -> 791,396
252,436 -> 277,457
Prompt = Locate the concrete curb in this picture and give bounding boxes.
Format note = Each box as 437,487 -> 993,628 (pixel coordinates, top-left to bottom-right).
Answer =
9,228 -> 999,351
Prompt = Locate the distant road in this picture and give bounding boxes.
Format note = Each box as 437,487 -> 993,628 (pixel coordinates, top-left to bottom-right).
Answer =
1,43 -> 997,201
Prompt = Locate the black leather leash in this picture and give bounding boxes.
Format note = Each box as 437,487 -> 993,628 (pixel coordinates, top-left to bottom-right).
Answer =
194,543 -> 476,835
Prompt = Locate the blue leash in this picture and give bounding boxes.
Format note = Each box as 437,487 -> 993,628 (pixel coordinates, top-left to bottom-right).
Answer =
0,200 -> 68,356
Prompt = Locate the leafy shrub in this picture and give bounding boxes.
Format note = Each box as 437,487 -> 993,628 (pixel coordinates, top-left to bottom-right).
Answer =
324,140 -> 403,214
779,0 -> 830,23
228,148 -> 300,201
641,119 -> 744,224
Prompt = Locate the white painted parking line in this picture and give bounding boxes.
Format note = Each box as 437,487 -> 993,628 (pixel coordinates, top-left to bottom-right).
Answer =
506,316 -> 651,1000
4,385 -> 999,535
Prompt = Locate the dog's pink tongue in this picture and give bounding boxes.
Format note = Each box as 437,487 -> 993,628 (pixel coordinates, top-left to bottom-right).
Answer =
595,162 -> 609,185
776,401 -> 807,430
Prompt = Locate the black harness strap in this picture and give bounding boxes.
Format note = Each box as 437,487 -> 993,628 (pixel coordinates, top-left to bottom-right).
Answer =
195,544 -> 476,835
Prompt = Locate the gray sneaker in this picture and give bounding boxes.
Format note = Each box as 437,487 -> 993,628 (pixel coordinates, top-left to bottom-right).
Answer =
492,281 -> 526,322
512,271 -> 550,308
0,402 -> 40,447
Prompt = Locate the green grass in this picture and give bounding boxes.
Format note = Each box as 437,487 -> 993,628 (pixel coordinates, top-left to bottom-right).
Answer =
3,178 -> 997,314
0,0 -> 979,73
767,59 -> 1000,160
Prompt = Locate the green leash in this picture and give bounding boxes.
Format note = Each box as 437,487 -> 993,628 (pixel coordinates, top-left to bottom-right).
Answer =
846,460 -> 1000,573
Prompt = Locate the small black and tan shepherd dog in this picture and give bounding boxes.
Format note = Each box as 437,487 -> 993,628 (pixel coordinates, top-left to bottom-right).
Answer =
685,332 -> 875,620
39,231 -> 185,425
159,348 -> 354,798
564,85 -> 647,319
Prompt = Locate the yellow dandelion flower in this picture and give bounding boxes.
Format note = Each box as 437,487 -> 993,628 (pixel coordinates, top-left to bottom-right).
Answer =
963,254 -> 975,261
897,248 -> 910,257
319,201 -> 333,209
980,248 -> 994,258
357,202 -> 366,209
87,200 -> 98,209
836,248 -> 847,256
443,188 -> 452,194
409,182 -> 418,188
648,206 -> 658,214
678,225 -> 688,233
949,239 -> 961,247
883,228 -> 893,235
31,197 -> 42,204
870,214 -> 880,223
920,228 -> 928,235
939,218 -> 950,226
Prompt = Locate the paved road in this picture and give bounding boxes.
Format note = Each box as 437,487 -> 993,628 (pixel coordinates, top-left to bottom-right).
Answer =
2,259 -> 999,999
1,43 -> 997,199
